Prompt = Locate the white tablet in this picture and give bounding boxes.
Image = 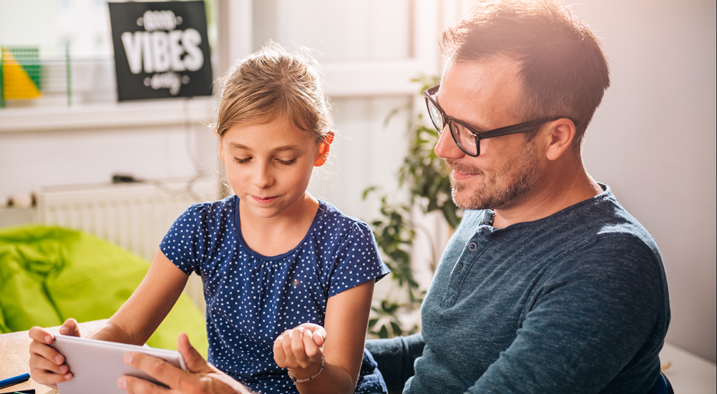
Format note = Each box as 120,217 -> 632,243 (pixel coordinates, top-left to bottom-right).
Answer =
51,335 -> 186,394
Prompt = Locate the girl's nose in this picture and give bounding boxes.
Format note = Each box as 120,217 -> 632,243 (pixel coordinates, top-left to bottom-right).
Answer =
252,164 -> 274,189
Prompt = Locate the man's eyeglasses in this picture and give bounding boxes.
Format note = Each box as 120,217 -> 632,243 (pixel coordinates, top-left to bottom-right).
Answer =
423,85 -> 573,157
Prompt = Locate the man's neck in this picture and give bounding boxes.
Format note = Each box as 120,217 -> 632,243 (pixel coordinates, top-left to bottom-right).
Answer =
492,162 -> 602,229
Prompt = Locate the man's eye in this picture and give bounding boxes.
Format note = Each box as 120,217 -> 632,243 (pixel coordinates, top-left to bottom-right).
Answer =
277,158 -> 297,166
234,157 -> 251,164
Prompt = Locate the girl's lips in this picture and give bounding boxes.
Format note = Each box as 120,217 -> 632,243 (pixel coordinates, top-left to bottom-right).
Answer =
252,195 -> 278,204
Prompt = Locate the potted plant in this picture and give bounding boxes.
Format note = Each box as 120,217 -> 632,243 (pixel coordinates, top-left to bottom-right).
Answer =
364,76 -> 463,338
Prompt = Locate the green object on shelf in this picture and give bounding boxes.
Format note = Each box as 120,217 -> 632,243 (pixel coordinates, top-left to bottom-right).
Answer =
1,46 -> 42,101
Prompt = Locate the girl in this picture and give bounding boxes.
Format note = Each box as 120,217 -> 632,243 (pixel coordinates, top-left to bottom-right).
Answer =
28,42 -> 389,394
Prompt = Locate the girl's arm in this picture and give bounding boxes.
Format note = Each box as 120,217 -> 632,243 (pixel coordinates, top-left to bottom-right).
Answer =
274,279 -> 375,394
91,249 -> 189,344
29,249 -> 188,385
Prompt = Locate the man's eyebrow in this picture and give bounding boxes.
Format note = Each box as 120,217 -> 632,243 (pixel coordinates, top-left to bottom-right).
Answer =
227,142 -> 301,152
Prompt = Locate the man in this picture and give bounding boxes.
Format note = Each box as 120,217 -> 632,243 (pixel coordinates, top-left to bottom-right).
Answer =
366,0 -> 670,393
118,1 -> 669,393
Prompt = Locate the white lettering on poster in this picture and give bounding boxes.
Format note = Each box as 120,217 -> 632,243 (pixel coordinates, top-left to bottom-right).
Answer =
120,9 -> 204,95
144,72 -> 184,95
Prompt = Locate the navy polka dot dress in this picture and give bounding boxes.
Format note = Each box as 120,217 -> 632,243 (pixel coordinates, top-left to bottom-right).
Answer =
160,195 -> 390,393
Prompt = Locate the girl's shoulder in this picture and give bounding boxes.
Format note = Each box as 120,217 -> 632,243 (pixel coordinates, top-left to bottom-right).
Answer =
178,195 -> 238,228
314,199 -> 373,241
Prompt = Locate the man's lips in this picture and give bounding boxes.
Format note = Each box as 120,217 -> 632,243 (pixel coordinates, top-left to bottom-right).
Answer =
445,159 -> 481,180
452,170 -> 476,181
251,195 -> 278,204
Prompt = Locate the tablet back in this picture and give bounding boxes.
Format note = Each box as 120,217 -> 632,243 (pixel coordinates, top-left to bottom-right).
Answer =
51,335 -> 186,394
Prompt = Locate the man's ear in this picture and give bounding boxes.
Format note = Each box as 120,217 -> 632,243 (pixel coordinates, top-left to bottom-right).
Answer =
314,131 -> 335,167
544,118 -> 576,161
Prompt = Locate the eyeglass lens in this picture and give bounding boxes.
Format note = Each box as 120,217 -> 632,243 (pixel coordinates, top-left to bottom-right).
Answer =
450,122 -> 478,155
426,98 -> 445,132
426,95 -> 478,156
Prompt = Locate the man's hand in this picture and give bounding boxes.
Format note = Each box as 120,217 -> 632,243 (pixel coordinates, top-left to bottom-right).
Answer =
118,333 -> 253,394
28,318 -> 81,387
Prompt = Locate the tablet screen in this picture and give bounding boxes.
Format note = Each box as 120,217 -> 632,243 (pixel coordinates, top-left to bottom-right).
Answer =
51,335 -> 186,394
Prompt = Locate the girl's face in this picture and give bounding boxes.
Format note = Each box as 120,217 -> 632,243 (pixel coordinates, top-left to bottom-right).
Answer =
218,117 -> 332,220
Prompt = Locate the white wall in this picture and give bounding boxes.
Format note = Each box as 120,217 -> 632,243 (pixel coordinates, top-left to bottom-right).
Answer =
0,0 -> 58,48
0,100 -> 219,196
570,0 -> 716,362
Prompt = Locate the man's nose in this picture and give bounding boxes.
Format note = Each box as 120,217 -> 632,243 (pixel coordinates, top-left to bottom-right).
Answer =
434,126 -> 465,159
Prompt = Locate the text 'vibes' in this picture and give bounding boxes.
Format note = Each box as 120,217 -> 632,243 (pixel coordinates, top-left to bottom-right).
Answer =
120,10 -> 203,95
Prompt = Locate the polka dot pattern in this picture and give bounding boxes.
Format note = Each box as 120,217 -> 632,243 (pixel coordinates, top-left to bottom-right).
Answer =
160,196 -> 390,393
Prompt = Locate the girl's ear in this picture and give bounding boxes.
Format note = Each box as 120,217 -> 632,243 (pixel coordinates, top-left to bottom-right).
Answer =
314,131 -> 335,167
215,126 -> 226,163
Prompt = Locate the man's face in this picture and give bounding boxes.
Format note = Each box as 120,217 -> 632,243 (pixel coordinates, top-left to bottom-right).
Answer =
434,57 -> 543,211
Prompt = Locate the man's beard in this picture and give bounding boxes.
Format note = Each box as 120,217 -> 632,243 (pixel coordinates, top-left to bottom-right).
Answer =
447,141 -> 540,210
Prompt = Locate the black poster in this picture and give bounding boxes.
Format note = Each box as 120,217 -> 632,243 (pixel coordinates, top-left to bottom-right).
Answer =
108,1 -> 212,101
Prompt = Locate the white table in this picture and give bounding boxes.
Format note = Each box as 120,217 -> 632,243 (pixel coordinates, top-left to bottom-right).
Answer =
660,342 -> 716,394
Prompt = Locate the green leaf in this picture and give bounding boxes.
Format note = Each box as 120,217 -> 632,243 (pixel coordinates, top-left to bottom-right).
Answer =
390,321 -> 403,336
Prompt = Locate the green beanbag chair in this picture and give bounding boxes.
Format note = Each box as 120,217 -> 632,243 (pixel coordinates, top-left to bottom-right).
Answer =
0,225 -> 208,357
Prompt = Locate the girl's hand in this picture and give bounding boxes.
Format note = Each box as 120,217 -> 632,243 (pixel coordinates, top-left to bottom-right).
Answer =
273,323 -> 327,379
28,318 -> 81,387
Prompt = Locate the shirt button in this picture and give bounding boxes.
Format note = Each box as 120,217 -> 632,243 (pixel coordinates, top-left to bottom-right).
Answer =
455,264 -> 462,273
468,242 -> 478,251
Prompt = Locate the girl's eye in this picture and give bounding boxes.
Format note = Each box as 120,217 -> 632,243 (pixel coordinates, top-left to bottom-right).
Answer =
277,158 -> 297,166
234,157 -> 251,164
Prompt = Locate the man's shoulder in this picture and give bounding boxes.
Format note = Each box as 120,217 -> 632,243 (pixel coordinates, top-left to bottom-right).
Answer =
568,188 -> 660,258
530,189 -> 666,289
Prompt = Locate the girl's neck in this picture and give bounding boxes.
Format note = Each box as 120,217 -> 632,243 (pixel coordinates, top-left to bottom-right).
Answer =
238,193 -> 320,257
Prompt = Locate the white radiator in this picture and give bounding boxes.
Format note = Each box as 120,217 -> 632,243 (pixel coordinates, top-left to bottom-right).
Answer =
35,178 -> 221,313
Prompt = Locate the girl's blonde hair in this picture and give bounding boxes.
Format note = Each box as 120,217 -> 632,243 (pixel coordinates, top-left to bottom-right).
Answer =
215,41 -> 333,143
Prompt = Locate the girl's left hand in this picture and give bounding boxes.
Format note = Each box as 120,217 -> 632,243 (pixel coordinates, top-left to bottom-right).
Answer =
273,323 -> 326,377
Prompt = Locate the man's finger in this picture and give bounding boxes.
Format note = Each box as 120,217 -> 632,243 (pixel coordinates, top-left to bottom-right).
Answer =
119,375 -> 171,394
124,352 -> 184,389
176,333 -> 208,373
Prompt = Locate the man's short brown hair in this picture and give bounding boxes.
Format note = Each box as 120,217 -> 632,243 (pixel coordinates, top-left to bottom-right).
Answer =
440,0 -> 610,150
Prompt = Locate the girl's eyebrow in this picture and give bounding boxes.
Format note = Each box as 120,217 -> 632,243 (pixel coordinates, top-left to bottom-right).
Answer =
228,142 -> 301,152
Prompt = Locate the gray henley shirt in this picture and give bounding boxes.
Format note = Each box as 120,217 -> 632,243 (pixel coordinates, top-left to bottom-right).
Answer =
369,184 -> 670,394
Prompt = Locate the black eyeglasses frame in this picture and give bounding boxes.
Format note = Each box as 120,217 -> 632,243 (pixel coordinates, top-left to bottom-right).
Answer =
423,85 -> 576,157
